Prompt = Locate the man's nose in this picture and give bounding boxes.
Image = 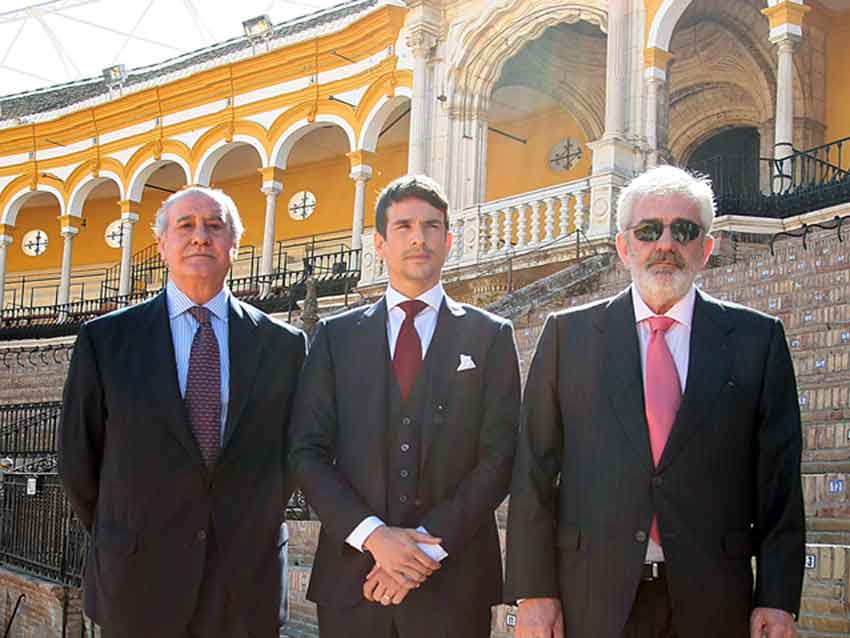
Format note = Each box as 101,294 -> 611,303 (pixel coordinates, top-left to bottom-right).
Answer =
409,223 -> 426,245
654,225 -> 675,250
191,224 -> 210,243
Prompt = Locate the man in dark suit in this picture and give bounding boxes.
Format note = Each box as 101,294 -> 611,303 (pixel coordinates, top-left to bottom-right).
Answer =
58,186 -> 307,638
289,174 -> 521,638
505,166 -> 805,638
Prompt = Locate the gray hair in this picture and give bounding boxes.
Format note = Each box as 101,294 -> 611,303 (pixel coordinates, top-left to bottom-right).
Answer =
616,165 -> 716,233
152,186 -> 245,242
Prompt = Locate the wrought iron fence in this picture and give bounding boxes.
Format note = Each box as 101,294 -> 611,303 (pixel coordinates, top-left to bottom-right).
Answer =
0,402 -> 62,467
0,471 -> 86,587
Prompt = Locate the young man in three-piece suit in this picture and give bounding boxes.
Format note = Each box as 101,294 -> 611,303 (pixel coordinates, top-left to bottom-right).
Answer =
289,174 -> 521,638
59,187 -> 306,638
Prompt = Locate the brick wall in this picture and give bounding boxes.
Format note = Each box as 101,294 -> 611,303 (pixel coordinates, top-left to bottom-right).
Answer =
0,339 -> 73,405
0,567 -> 86,638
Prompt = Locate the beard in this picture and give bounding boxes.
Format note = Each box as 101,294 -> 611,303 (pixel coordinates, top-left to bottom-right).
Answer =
633,250 -> 697,310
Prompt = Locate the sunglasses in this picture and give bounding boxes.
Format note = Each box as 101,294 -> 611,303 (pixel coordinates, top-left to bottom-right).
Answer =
629,218 -> 703,243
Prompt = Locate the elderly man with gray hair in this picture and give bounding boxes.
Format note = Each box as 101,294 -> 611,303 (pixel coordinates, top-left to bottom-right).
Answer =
505,166 -> 804,638
59,186 -> 307,638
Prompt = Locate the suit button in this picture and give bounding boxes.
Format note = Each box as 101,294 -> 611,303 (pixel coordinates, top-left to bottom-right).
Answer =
399,495 -> 408,504
414,498 -> 422,507
196,530 -> 207,543
400,469 -> 409,478
635,530 -> 647,543
436,404 -> 445,412
652,476 -> 663,487
400,443 -> 410,452
402,417 -> 411,426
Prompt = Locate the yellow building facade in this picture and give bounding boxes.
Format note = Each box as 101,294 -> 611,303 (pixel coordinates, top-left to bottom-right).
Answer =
0,0 -> 847,309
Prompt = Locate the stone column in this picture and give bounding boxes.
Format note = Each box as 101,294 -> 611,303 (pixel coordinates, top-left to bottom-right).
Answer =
117,200 -> 140,297
259,167 -> 285,278
347,150 -> 374,250
0,226 -> 14,313
604,0 -> 628,140
57,217 -> 79,307
762,1 -> 810,191
586,0 -> 635,240
407,30 -> 436,176
643,47 -> 674,168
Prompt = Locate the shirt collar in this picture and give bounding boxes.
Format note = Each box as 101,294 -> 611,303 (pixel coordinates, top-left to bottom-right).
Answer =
385,281 -> 445,314
166,280 -> 230,322
631,283 -> 696,328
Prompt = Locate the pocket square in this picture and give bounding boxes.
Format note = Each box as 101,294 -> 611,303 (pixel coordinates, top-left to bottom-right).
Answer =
457,354 -> 476,372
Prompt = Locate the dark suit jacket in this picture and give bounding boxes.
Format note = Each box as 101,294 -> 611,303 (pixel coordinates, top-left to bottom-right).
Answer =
58,292 -> 307,638
505,288 -> 805,638
288,295 -> 520,628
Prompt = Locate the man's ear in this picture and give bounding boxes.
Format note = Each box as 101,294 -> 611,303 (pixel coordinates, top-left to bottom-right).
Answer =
615,232 -> 630,268
374,230 -> 385,259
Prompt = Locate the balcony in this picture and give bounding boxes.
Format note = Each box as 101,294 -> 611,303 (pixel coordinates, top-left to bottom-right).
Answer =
0,237 -> 361,340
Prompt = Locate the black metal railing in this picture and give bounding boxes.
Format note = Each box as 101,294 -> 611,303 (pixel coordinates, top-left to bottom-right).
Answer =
714,137 -> 850,218
0,402 -> 62,467
0,471 -> 86,587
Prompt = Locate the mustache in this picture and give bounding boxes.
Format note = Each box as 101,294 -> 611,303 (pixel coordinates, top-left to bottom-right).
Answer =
647,251 -> 685,269
403,247 -> 433,257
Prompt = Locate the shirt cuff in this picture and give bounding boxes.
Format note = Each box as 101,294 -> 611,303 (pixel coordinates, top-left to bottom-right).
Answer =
346,516 -> 385,552
416,525 -> 448,561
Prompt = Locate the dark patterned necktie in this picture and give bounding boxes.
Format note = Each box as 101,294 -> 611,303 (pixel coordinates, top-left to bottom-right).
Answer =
393,300 -> 427,401
185,306 -> 221,468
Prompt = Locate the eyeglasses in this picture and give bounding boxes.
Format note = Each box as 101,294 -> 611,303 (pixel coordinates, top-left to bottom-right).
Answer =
628,218 -> 703,243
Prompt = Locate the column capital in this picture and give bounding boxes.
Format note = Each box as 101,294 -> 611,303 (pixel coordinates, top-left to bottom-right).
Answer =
644,47 -> 674,81
762,2 -> 810,43
118,199 -> 141,215
0,224 -> 14,245
405,29 -> 437,59
57,215 -> 80,235
346,150 -> 375,172
259,166 -> 285,193
120,212 -> 140,224
350,165 -> 373,181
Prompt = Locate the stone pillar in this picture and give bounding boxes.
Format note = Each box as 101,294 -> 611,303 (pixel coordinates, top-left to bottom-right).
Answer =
57,216 -> 79,307
407,30 -> 437,176
117,200 -> 140,297
643,47 -> 674,168
762,1 -> 810,191
347,150 -> 374,250
0,226 -> 13,313
604,0 -> 628,140
586,0 -> 635,240
259,167 -> 285,277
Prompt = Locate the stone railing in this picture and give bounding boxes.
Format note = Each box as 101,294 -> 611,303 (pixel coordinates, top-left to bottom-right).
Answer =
358,178 -> 592,287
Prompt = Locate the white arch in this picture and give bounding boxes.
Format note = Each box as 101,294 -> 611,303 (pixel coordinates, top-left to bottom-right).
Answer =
1,185 -> 66,226
358,90 -> 413,152
270,115 -> 357,169
647,0 -> 692,52
67,172 -> 125,216
194,136 -> 268,185
127,155 -> 192,202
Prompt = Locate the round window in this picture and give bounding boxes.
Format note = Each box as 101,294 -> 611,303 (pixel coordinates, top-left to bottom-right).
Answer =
288,191 -> 317,220
21,229 -> 49,256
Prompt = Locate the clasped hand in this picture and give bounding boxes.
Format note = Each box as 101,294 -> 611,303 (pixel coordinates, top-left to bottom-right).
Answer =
361,526 -> 442,605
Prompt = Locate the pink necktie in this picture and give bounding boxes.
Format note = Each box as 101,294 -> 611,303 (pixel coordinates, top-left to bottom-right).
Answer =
644,316 -> 681,545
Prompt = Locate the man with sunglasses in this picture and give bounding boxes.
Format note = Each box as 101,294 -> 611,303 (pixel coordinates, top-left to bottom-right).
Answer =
505,165 -> 804,638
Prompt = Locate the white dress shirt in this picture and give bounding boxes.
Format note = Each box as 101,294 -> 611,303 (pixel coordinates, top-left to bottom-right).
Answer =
345,282 -> 448,561
166,281 -> 231,439
631,283 -> 696,562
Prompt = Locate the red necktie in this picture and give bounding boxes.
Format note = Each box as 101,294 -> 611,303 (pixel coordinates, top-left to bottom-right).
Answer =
393,300 -> 427,401
644,316 -> 681,544
185,306 -> 221,468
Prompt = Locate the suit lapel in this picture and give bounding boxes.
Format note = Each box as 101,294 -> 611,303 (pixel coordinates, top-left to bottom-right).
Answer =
221,298 -> 260,450
144,292 -> 205,468
420,296 -> 464,471
599,289 -> 654,468
657,290 -> 734,471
